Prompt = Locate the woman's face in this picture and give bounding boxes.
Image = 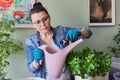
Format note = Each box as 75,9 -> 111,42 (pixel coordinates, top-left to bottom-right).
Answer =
31,11 -> 51,33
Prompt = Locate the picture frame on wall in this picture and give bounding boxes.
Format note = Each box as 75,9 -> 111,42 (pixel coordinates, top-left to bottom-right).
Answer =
88,0 -> 115,26
0,0 -> 35,28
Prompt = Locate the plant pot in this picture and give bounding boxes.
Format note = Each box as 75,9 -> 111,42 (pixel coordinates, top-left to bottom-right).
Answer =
112,57 -> 120,69
0,73 -> 6,80
95,76 -> 105,80
0,72 -> 11,80
74,73 -> 109,80
95,73 -> 109,80
74,75 -> 94,80
20,77 -> 45,80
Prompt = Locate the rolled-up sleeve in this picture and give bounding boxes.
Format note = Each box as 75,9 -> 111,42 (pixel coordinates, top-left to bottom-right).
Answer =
25,38 -> 37,73
81,26 -> 92,39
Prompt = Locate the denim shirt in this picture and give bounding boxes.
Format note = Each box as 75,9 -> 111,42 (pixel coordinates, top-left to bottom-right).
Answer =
25,25 -> 92,78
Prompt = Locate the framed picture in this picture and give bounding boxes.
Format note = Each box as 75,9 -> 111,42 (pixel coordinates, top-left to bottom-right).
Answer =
0,0 -> 35,28
88,0 -> 115,26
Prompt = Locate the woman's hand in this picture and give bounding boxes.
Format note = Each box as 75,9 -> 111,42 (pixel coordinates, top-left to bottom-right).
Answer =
33,48 -> 44,63
66,29 -> 81,42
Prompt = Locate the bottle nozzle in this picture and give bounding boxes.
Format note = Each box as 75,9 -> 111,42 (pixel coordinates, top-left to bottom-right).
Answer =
60,39 -> 71,45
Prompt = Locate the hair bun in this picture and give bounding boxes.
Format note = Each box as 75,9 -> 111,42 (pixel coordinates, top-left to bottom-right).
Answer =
33,2 -> 43,8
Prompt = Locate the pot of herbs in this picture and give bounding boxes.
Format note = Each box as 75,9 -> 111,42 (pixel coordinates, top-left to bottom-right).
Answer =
66,47 -> 112,79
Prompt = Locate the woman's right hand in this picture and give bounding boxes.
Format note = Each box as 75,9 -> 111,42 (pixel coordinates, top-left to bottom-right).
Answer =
66,29 -> 81,42
33,48 -> 44,63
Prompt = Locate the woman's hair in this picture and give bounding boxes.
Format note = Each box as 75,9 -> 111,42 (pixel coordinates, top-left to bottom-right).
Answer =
29,2 -> 50,21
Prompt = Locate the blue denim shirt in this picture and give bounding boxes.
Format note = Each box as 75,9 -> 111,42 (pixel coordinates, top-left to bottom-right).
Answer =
25,25 -> 92,78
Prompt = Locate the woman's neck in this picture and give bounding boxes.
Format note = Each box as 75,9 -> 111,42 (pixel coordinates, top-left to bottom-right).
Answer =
39,30 -> 53,45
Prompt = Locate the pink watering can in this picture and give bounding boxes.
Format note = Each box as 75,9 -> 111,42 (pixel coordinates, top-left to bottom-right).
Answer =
39,39 -> 83,78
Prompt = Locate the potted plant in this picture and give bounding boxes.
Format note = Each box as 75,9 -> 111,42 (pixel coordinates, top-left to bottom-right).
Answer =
66,47 -> 112,80
108,24 -> 120,58
108,24 -> 120,69
0,13 -> 23,80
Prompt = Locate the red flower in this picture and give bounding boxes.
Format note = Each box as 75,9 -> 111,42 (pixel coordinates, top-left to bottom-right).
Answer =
13,11 -> 25,18
0,0 -> 14,9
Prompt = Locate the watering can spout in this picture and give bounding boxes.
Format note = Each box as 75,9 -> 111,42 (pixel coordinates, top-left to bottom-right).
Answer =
39,39 -> 83,78
62,39 -> 83,55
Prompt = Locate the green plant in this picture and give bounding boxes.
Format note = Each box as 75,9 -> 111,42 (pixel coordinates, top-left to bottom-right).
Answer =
66,47 -> 112,79
0,13 -> 23,79
108,24 -> 120,58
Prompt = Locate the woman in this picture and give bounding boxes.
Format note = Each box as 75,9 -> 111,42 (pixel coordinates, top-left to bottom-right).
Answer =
25,2 -> 92,80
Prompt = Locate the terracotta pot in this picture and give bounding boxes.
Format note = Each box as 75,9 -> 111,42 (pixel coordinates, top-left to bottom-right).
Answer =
95,73 -> 109,80
39,39 -> 83,78
88,77 -> 95,80
95,76 -> 104,80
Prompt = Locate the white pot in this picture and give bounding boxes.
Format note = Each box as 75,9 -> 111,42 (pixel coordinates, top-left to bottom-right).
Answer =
74,76 -> 94,80
20,77 -> 45,80
112,57 -> 120,69
103,73 -> 109,80
75,73 -> 109,80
